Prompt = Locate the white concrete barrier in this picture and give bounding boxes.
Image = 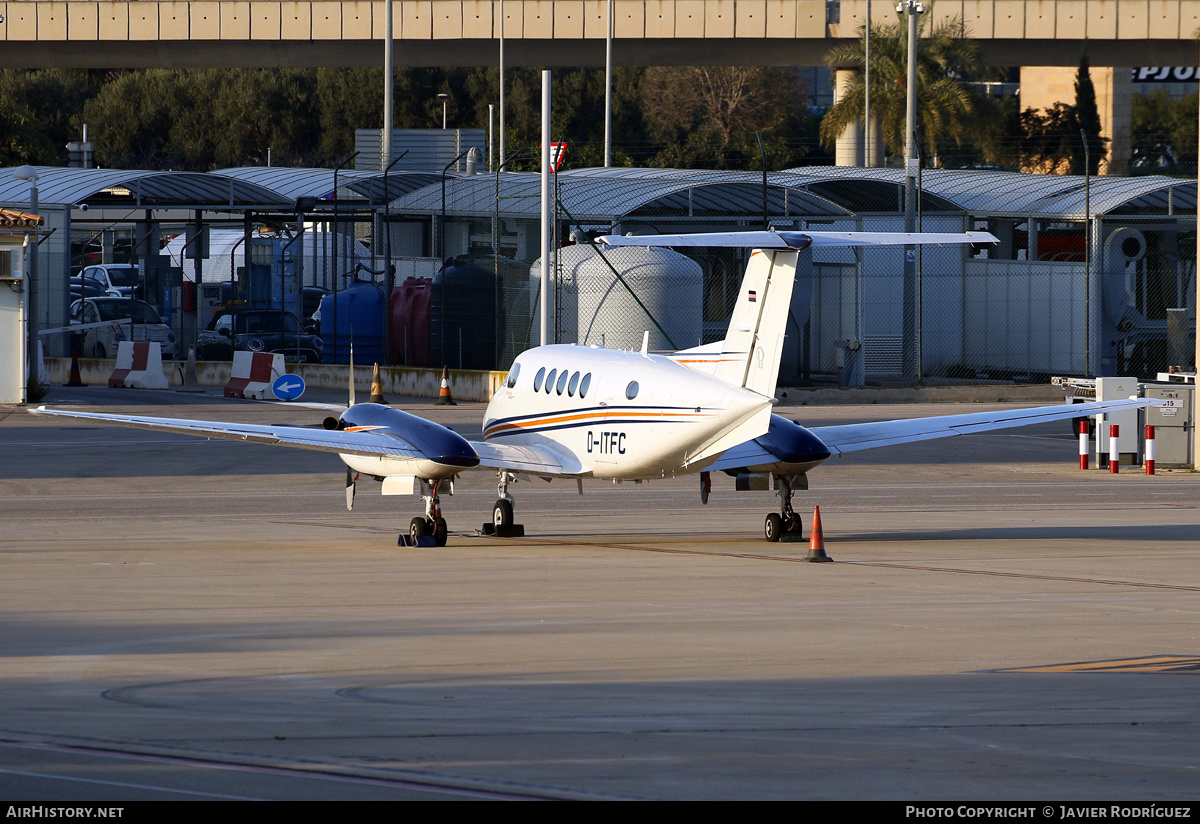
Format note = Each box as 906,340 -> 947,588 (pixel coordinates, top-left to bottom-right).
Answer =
225,351 -> 285,399
107,342 -> 168,390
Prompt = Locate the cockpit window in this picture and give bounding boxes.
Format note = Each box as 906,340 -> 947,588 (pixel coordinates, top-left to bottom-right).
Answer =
506,363 -> 521,388
533,367 -> 545,391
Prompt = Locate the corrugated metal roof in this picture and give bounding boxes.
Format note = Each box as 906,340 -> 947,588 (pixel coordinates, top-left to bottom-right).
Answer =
782,166 -> 1196,218
386,168 -> 852,220
0,167 -> 289,209
216,166 -> 447,205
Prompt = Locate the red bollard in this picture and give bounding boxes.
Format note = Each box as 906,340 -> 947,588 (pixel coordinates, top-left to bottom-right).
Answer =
1145,425 -> 1156,475
1078,418 -> 1089,470
1109,424 -> 1120,474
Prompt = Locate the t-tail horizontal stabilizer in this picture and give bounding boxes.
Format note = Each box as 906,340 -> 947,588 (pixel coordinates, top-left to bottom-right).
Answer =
597,230 -> 998,250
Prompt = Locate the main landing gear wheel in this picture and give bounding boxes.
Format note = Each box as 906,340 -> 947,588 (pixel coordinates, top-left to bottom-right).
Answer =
764,513 -> 784,542
493,499 -> 514,528
432,517 -> 448,547
763,474 -> 804,542
410,516 -> 430,545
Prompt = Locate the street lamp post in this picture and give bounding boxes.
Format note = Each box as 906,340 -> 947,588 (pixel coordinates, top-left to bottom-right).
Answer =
897,0 -> 924,381
604,0 -> 613,167
438,93 -> 449,129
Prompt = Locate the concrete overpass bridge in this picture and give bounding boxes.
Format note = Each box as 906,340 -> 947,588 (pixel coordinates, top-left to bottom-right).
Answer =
1,1 -> 1199,69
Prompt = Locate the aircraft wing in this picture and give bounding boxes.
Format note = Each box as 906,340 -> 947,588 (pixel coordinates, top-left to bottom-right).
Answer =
808,398 -> 1160,456
598,230 -> 998,250
470,439 -> 586,476
30,406 -> 429,460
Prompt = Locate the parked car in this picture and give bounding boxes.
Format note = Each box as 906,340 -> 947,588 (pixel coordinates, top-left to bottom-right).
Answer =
69,276 -> 114,300
70,297 -> 178,359
78,264 -> 141,297
196,308 -> 322,364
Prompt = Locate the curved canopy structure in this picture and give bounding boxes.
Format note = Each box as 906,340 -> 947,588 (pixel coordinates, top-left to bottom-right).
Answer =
387,167 -> 852,223
784,166 -> 1197,219
0,167 -> 290,210
216,167 -> 445,206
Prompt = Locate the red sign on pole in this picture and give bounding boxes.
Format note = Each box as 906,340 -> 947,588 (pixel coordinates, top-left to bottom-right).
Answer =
543,142 -> 568,172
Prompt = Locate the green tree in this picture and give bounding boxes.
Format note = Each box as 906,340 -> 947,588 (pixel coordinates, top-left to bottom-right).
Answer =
819,16 -> 1002,164
639,66 -> 809,169
1131,88 -> 1198,173
1072,50 -> 1106,174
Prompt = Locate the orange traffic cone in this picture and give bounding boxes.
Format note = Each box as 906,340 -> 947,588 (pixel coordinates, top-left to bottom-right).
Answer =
369,363 -> 387,404
804,505 -> 833,563
64,338 -> 85,387
435,365 -> 456,405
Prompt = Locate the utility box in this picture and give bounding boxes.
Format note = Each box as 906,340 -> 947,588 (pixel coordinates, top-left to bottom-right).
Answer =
1096,376 -> 1141,466
1145,383 -> 1195,467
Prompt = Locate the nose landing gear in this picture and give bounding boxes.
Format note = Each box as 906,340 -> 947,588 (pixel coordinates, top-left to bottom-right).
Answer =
400,478 -> 450,547
483,471 -> 525,537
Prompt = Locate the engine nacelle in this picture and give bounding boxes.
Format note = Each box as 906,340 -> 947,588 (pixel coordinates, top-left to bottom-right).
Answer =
734,472 -> 772,491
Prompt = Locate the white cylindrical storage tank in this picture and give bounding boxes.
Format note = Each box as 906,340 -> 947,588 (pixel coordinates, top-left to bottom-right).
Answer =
532,244 -> 702,351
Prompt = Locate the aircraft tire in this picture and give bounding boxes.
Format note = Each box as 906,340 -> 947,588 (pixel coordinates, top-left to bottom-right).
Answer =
433,517 -> 448,547
785,512 -> 803,537
764,513 -> 784,542
410,516 -> 431,545
493,499 -> 514,528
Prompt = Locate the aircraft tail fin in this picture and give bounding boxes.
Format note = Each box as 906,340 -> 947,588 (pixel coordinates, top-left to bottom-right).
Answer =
710,250 -> 797,398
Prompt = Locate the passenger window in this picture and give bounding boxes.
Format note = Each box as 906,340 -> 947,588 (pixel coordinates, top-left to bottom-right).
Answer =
568,371 -> 580,396
545,369 -> 557,393
506,363 -> 521,388
533,367 -> 545,391
626,381 -> 639,400
556,370 -> 569,395
580,373 -> 591,398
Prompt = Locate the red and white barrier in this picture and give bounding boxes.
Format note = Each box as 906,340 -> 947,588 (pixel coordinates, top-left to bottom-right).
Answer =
1145,425 -> 1156,475
1078,418 -> 1089,470
1109,424 -> 1120,474
224,351 -> 284,399
107,341 -> 168,390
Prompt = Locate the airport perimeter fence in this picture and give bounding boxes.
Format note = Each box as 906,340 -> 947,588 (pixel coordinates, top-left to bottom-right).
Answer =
49,166 -> 1197,384
360,166 -> 1196,385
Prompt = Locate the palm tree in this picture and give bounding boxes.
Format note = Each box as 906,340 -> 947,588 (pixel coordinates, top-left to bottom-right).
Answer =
820,16 -> 1001,164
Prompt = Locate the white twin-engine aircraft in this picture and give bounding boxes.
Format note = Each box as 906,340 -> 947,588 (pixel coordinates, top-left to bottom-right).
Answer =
34,229 -> 1156,546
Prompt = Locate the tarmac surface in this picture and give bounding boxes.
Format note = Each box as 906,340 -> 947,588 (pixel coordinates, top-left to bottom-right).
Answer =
1,384 -> 1199,800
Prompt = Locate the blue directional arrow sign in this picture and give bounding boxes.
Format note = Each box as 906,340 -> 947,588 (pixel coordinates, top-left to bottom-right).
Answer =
272,374 -> 306,401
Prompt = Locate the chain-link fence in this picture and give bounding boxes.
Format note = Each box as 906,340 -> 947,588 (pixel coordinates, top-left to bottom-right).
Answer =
39,164 -> 1195,385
